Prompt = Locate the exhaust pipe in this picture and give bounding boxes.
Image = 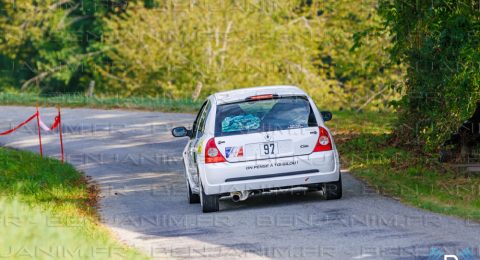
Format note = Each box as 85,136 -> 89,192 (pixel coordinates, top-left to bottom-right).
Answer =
231,191 -> 249,202
232,193 -> 241,202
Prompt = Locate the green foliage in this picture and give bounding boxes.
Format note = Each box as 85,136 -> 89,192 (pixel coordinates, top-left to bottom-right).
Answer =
0,0 -> 109,93
314,0 -> 404,110
329,111 -> 480,221
381,0 -> 480,150
101,0 -> 402,109
0,148 -> 145,259
0,0 -> 402,111
101,1 -> 331,99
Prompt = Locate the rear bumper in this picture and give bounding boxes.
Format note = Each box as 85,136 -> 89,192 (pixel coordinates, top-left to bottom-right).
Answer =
200,150 -> 339,195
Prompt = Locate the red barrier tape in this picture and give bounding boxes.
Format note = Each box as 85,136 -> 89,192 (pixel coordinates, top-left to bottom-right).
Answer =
50,115 -> 60,131
0,112 -> 38,136
38,113 -> 60,131
1,108 -> 65,162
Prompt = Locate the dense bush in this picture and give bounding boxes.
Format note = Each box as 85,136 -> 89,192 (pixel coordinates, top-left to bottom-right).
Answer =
0,0 -> 110,93
0,0 -> 403,110
381,0 -> 480,150
101,0 -> 403,109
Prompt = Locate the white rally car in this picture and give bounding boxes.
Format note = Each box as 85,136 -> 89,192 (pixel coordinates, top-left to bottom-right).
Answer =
172,86 -> 341,212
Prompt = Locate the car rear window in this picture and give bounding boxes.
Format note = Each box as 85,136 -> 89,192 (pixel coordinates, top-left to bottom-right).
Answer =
215,96 -> 317,137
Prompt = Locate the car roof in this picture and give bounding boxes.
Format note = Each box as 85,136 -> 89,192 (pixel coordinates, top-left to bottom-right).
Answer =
212,85 -> 307,105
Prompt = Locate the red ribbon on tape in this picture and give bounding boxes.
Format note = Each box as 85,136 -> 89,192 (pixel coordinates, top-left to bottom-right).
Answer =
38,113 -> 60,132
50,115 -> 60,131
0,112 -> 38,136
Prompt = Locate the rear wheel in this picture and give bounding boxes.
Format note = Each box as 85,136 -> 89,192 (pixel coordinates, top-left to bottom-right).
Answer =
324,174 -> 342,200
187,180 -> 200,204
200,183 -> 219,213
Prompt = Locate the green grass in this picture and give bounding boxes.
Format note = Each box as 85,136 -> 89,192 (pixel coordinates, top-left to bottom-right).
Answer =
327,110 -> 480,222
328,110 -> 396,135
0,92 -> 202,112
0,148 -> 146,259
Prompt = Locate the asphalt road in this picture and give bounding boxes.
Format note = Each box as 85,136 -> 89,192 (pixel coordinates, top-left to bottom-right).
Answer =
1,106 -> 479,260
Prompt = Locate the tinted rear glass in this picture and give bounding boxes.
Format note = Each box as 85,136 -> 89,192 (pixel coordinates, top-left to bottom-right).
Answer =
215,96 -> 317,137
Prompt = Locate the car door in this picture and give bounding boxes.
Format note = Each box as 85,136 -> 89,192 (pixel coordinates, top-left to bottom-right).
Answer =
186,100 -> 211,185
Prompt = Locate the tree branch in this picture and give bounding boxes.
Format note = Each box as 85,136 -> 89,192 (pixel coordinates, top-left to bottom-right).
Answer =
355,85 -> 389,112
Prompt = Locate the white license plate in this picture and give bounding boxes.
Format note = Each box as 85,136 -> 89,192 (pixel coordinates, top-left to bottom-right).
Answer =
261,142 -> 277,155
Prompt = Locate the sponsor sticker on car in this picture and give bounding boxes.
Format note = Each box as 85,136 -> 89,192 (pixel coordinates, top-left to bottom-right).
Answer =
197,140 -> 204,153
225,146 -> 244,158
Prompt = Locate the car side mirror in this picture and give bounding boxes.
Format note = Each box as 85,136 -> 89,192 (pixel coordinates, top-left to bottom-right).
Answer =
172,126 -> 191,138
321,111 -> 332,122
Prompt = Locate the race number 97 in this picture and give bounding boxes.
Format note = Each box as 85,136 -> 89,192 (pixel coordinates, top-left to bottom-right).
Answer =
263,143 -> 275,155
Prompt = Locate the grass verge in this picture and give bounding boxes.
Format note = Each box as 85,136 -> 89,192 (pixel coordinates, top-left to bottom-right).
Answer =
327,111 -> 480,222
0,148 -> 146,259
0,92 -> 202,113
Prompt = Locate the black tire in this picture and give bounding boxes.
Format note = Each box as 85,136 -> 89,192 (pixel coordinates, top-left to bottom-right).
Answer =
324,174 -> 342,200
187,180 -> 200,204
200,183 -> 219,213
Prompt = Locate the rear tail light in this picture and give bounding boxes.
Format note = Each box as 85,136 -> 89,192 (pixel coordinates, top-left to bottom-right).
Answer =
205,138 -> 226,164
313,127 -> 332,152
